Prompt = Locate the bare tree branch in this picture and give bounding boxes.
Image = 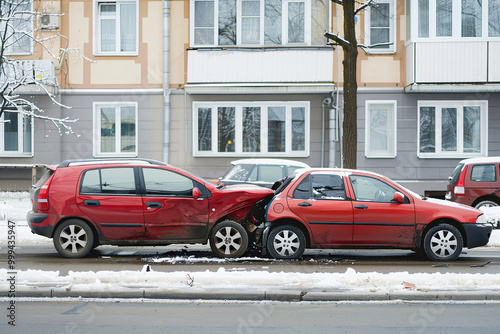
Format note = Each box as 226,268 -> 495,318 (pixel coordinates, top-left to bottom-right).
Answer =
355,0 -> 374,15
324,31 -> 350,48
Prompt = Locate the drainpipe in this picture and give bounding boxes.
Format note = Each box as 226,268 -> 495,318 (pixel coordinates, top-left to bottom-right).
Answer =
163,0 -> 171,163
321,97 -> 332,168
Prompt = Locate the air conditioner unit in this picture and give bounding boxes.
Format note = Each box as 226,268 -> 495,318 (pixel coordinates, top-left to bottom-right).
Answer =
39,11 -> 59,30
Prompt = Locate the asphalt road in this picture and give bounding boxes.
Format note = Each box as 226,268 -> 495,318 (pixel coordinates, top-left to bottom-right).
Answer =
7,243 -> 500,275
2,299 -> 500,333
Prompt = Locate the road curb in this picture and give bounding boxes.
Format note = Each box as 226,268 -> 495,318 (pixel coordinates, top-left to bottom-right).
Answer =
5,287 -> 500,302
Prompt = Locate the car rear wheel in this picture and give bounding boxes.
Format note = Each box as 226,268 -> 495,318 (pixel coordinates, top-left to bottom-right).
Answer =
423,224 -> 463,261
475,200 -> 499,209
267,225 -> 306,259
53,219 -> 94,258
210,220 -> 248,258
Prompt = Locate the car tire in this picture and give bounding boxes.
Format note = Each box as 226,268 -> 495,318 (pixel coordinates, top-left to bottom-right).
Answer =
423,224 -> 463,261
475,200 -> 499,209
53,219 -> 94,258
267,225 -> 306,260
209,220 -> 249,258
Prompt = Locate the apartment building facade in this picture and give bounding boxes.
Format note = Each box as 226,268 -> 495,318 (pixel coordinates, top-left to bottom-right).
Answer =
1,0 -> 499,196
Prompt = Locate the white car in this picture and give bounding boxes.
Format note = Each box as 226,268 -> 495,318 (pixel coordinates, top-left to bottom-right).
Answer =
217,159 -> 310,189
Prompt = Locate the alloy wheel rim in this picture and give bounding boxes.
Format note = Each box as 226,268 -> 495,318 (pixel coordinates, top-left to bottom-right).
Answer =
274,230 -> 300,257
214,227 -> 242,255
430,230 -> 457,258
59,225 -> 88,253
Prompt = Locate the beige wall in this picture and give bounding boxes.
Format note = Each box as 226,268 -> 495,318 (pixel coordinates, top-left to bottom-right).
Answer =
60,0 -> 164,89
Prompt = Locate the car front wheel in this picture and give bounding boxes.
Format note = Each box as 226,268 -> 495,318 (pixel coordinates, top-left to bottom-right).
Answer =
423,224 -> 463,261
209,220 -> 249,258
53,219 -> 94,258
267,225 -> 306,259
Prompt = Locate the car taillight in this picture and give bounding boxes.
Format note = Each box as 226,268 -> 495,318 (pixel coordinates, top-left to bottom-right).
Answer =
38,175 -> 53,212
454,165 -> 468,196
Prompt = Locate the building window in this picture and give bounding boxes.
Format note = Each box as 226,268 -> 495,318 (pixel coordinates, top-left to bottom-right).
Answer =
365,101 -> 397,158
94,102 -> 138,157
418,101 -> 488,158
364,0 -> 396,53
94,0 -> 138,55
191,0 -> 328,47
0,0 -> 33,55
194,101 -> 309,157
414,0 -> 500,39
0,111 -> 33,156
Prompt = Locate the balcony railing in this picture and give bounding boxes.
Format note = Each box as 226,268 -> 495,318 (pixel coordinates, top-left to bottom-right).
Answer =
406,41 -> 500,90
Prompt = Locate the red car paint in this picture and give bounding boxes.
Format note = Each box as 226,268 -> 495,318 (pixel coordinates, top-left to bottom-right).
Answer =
28,159 -> 273,258
264,169 -> 492,261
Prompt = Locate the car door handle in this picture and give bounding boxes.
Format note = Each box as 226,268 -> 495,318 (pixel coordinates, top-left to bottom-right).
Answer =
298,202 -> 312,207
355,204 -> 368,210
84,200 -> 100,207
146,202 -> 162,208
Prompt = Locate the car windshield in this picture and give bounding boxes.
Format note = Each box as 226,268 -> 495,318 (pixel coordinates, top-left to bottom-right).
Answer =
222,164 -> 253,181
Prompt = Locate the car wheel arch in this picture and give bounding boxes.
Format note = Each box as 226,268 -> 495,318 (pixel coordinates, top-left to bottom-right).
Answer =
472,196 -> 500,209
268,218 -> 311,248
419,219 -> 467,248
52,217 -> 100,248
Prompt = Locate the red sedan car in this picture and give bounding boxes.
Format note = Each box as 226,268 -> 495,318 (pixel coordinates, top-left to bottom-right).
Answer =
28,159 -> 273,258
264,169 -> 492,261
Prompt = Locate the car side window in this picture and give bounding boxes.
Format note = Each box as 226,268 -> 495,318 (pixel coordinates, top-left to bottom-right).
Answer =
470,164 -> 497,182
293,175 -> 312,199
293,174 -> 346,200
349,175 -> 398,203
80,167 -> 136,195
143,168 -> 194,197
312,174 -> 346,200
259,165 -> 284,183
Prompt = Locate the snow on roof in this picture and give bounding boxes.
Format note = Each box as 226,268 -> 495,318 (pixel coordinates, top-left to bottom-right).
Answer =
231,158 -> 310,168
460,157 -> 500,165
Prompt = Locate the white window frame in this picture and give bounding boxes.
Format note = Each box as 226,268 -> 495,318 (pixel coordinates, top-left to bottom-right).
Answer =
93,102 -> 138,158
193,101 -> 310,157
409,0 -> 500,41
365,100 -> 397,158
190,0 -> 316,47
364,0 -> 397,54
93,0 -> 139,56
417,100 -> 488,158
0,111 -> 34,157
1,0 -> 34,55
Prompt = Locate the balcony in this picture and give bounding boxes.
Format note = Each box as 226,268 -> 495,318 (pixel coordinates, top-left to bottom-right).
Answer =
0,60 -> 58,94
406,41 -> 500,92
186,48 -> 335,94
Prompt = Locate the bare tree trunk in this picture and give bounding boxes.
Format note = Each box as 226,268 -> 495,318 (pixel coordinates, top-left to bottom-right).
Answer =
342,0 -> 358,169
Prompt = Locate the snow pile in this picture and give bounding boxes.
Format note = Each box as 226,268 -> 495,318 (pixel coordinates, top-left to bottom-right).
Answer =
2,267 -> 500,294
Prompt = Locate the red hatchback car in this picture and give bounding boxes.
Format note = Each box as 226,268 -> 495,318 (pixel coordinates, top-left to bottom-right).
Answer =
263,169 -> 492,261
28,159 -> 273,258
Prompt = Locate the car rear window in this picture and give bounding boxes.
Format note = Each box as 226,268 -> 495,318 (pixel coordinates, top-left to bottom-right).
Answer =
448,163 -> 464,185
470,164 -> 497,182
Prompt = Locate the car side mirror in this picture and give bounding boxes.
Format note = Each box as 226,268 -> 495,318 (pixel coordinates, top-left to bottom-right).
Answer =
193,187 -> 201,200
393,191 -> 405,203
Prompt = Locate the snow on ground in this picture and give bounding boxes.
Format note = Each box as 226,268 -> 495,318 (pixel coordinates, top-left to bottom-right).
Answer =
1,191 -> 500,295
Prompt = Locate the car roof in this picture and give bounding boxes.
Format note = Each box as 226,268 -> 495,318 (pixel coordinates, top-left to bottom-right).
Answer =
231,158 -> 310,168
293,167 -> 388,179
459,157 -> 500,165
57,159 -> 167,168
